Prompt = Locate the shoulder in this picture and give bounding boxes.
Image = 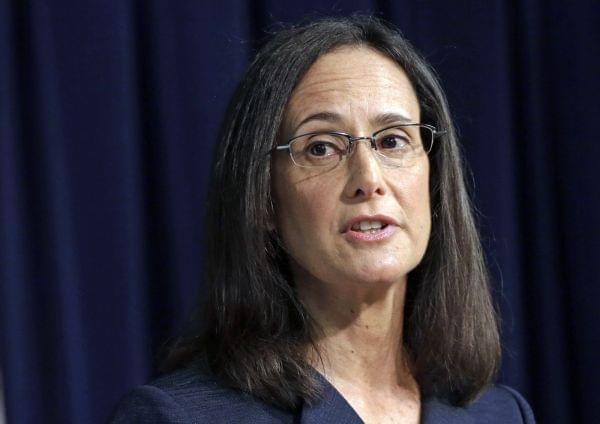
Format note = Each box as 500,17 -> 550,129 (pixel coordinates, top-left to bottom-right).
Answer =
467,384 -> 535,422
422,384 -> 536,423
108,366 -> 293,423
472,384 -> 535,423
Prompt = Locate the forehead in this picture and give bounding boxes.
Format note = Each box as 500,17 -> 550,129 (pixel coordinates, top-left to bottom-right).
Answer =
284,45 -> 421,134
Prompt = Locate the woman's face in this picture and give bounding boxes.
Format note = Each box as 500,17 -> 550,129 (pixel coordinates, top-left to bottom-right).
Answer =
272,46 -> 431,292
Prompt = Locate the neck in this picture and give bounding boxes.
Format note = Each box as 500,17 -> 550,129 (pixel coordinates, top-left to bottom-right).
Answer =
298,273 -> 417,394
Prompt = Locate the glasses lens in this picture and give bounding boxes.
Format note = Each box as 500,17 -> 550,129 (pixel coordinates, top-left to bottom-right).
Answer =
373,125 -> 433,167
290,133 -> 347,167
420,126 -> 434,153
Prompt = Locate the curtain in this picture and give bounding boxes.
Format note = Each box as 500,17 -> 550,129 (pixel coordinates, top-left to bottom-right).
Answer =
1,1 -> 598,423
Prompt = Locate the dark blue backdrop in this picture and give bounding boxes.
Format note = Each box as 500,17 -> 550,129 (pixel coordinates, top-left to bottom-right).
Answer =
1,1 -> 598,423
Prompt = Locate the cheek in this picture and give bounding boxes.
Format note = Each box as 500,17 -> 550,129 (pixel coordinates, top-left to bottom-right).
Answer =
273,172 -> 337,246
391,163 -> 431,231
281,188 -> 322,229
411,173 -> 430,217
413,168 -> 432,238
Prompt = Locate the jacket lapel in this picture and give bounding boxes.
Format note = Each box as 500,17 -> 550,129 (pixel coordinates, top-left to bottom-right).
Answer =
299,372 -> 474,424
298,379 -> 363,423
421,398 -> 475,424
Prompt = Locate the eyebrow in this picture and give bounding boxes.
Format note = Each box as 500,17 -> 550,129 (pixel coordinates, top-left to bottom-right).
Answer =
373,112 -> 414,126
293,111 -> 415,133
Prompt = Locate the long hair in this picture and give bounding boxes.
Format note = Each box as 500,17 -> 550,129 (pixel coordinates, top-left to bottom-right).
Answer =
162,15 -> 501,410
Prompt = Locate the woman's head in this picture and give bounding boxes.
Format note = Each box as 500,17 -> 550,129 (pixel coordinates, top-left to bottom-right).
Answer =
165,15 -> 500,410
272,44 -> 432,298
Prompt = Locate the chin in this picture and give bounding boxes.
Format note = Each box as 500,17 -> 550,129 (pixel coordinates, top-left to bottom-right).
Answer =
353,255 -> 418,278
344,265 -> 412,287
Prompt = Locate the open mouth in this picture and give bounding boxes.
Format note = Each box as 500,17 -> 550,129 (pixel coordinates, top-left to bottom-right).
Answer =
344,220 -> 397,242
349,221 -> 389,233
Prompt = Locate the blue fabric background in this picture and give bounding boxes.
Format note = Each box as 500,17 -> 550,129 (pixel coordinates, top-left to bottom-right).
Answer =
0,1 -> 598,423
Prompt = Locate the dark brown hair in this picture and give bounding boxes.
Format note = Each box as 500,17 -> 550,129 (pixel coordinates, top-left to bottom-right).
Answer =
163,15 -> 501,410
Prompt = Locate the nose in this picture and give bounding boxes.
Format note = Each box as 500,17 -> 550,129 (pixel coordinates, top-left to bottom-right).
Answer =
343,139 -> 387,199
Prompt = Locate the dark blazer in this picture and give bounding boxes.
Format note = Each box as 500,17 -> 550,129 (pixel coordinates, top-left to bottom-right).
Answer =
109,365 -> 535,423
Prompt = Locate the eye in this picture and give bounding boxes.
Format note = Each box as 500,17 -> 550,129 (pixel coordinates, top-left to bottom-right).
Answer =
290,133 -> 347,166
379,134 -> 410,150
302,134 -> 346,157
307,141 -> 339,156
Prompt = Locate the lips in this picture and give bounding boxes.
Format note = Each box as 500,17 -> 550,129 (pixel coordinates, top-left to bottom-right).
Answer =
341,214 -> 400,233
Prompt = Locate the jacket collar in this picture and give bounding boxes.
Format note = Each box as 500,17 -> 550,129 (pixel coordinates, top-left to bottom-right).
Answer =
299,372 -> 474,424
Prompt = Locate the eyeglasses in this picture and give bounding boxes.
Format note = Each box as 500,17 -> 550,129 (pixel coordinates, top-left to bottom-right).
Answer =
272,124 -> 444,168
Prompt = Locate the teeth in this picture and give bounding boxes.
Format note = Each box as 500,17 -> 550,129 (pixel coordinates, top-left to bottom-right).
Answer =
352,220 -> 384,231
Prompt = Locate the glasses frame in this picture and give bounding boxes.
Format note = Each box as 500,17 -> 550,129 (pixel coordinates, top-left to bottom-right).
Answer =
271,123 -> 445,168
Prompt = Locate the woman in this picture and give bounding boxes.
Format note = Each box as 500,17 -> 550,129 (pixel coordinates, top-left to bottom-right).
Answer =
111,16 -> 535,423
